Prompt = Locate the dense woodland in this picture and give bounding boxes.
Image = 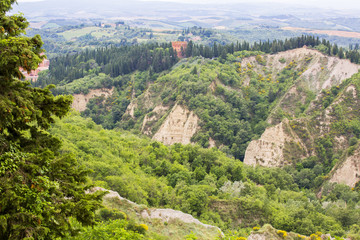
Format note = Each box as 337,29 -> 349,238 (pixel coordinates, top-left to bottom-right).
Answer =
0,1 -> 103,239
37,35 -> 360,88
52,112 -> 360,239
42,47 -> 356,161
2,0 -> 360,238
46,49 -> 360,239
35,35 -> 360,99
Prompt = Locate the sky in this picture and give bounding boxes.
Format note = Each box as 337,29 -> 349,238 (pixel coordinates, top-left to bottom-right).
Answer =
143,0 -> 359,9
18,0 -> 44,2
16,0 -> 360,10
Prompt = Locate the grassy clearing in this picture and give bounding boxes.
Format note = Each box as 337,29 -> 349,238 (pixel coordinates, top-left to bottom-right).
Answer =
91,29 -> 116,38
60,26 -> 99,40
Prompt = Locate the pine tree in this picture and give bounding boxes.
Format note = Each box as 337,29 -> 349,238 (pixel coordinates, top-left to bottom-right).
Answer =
338,47 -> 345,59
185,41 -> 193,58
0,1 -> 103,239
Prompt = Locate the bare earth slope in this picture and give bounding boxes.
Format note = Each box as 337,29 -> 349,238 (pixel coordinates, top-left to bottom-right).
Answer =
329,145 -> 360,188
241,47 -> 360,92
152,104 -> 199,145
72,88 -> 114,112
244,119 -> 307,167
244,72 -> 360,188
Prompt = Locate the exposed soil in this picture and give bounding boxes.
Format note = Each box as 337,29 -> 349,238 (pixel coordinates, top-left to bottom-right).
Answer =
72,88 -> 114,112
152,104 -> 199,145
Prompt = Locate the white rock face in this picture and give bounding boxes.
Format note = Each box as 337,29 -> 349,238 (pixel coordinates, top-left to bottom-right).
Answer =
329,146 -> 360,188
244,120 -> 292,167
247,234 -> 266,240
72,88 -> 114,112
152,104 -> 199,145
140,209 -> 218,230
124,101 -> 137,118
90,187 -> 138,205
141,105 -> 169,135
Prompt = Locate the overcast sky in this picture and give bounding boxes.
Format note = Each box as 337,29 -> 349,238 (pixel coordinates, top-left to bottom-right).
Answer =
148,0 -> 359,9
16,0 -> 359,9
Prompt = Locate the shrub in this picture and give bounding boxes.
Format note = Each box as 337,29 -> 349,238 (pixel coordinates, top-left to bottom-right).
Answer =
279,58 -> 286,64
127,222 -> 148,234
349,137 -> 358,146
99,208 -> 127,221
185,231 -> 198,240
138,224 -> 149,232
277,230 -> 287,239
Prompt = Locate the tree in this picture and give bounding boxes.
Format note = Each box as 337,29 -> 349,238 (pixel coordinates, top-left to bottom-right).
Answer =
185,40 -> 193,58
0,1 -> 103,239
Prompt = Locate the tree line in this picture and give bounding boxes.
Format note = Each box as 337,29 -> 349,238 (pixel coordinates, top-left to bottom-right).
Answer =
39,43 -> 178,86
185,35 -> 360,63
39,34 -> 360,89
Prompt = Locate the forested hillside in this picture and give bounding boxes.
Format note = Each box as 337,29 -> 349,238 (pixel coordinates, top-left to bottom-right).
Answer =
4,0 -> 360,238
51,112 -> 360,239
36,35 -> 360,91
45,48 -> 357,161
36,37 -> 360,239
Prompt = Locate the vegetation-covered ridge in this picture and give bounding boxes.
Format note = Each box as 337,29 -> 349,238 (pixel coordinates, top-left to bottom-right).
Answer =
37,34 -> 360,91
244,67 -> 360,190
50,112 -> 360,239
77,46 -> 356,160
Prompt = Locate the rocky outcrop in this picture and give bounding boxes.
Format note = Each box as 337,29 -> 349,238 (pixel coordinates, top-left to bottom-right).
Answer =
90,187 -> 138,206
72,88 -> 114,112
329,145 -> 360,188
242,47 -> 360,124
152,104 -> 199,145
244,119 -> 307,167
244,120 -> 291,167
141,105 -> 169,135
124,101 -> 137,118
298,49 -> 359,92
141,209 -> 220,231
241,47 -> 360,90
91,187 -> 222,234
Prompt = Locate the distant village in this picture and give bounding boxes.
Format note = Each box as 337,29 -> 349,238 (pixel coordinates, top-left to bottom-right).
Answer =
20,56 -> 49,82
171,41 -> 188,58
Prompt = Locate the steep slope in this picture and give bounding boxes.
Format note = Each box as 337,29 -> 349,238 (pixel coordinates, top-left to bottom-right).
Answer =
244,118 -> 308,167
240,47 -> 360,124
72,87 -> 114,112
244,72 -> 360,188
152,104 -> 199,145
240,47 -> 359,92
329,145 -> 360,188
58,48 -> 360,163
118,48 -> 359,160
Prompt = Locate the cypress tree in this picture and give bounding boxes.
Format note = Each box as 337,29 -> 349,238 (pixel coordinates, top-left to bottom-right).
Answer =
0,1 -> 103,239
